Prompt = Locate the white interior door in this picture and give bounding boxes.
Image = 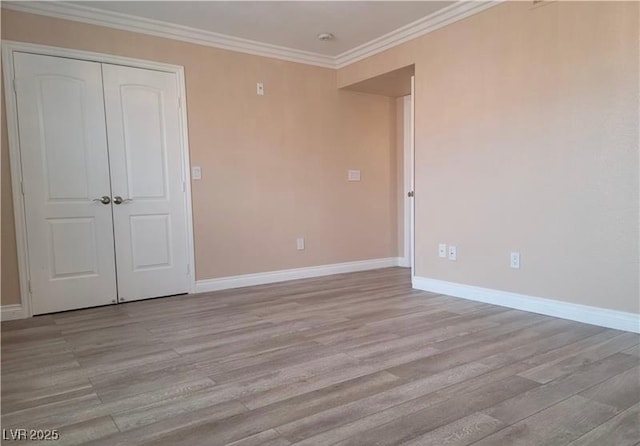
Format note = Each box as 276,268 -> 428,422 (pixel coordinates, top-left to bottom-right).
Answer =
403,94 -> 413,270
13,53 -> 117,315
409,76 -> 415,275
102,64 -> 190,302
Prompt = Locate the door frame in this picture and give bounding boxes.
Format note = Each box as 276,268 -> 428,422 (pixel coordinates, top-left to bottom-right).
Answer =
401,95 -> 412,271
400,76 -> 415,275
410,75 -> 415,278
2,41 -> 197,317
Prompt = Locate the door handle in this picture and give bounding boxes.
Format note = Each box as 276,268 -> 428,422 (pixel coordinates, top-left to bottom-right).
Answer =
93,196 -> 111,205
113,196 -> 132,205
408,191 -> 414,198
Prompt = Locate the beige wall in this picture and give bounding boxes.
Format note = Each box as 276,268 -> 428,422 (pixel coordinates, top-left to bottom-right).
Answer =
3,2 -> 638,315
0,9 -> 399,305
340,1 -> 640,314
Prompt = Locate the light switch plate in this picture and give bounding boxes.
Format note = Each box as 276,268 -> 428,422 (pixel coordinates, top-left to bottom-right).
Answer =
257,82 -> 264,96
348,170 -> 361,181
192,166 -> 202,180
438,244 -> 447,258
297,238 -> 305,250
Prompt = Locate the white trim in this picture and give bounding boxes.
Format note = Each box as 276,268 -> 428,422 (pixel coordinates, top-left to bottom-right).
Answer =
2,44 -> 32,320
334,1 -> 502,68
2,1 -> 501,70
409,76 -> 416,277
1,304 -> 27,321
3,40 -> 186,73
401,95 -> 412,270
195,257 -> 401,293
174,63 -> 197,295
412,276 -> 640,334
1,1 -> 334,68
2,41 -> 197,316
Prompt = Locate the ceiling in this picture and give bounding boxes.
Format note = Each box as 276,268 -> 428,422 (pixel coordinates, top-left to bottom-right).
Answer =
73,1 -> 453,57
4,1 -> 497,68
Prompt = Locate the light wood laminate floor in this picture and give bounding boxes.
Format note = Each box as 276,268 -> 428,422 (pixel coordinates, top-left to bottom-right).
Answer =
1,267 -> 639,445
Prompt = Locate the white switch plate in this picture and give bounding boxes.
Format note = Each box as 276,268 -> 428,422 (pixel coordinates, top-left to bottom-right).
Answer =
448,246 -> 457,261
348,170 -> 361,181
192,166 -> 202,180
510,252 -> 520,269
297,238 -> 305,250
438,244 -> 447,258
257,82 -> 264,96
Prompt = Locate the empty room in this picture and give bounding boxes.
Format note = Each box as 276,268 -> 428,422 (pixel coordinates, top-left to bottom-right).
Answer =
1,0 -> 638,445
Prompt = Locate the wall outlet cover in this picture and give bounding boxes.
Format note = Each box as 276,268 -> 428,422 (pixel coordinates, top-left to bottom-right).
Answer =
510,252 -> 520,269
448,246 -> 457,261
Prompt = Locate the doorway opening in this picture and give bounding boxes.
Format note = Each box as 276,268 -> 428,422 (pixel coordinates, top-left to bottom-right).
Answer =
342,65 -> 415,273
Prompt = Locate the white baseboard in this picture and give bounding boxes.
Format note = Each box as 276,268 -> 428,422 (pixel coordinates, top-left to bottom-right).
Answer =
1,304 -> 27,321
397,257 -> 411,268
195,257 -> 402,293
412,276 -> 640,334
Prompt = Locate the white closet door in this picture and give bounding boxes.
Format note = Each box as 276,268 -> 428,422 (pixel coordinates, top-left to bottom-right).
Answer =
102,64 -> 189,302
13,53 -> 117,314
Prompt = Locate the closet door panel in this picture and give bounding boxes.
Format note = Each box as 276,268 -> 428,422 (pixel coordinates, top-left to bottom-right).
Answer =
102,64 -> 189,301
13,53 -> 117,314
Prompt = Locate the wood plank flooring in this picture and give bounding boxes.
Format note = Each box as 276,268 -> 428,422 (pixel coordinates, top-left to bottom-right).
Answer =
1,267 -> 638,445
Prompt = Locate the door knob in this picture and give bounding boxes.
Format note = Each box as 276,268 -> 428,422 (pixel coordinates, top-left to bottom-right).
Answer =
113,196 -> 132,205
408,191 -> 414,198
93,196 -> 111,205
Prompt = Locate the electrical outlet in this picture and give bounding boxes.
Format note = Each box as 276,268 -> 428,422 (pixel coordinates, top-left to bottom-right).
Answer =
192,166 -> 202,180
438,244 -> 447,258
510,252 -> 520,269
297,238 -> 305,250
448,246 -> 457,261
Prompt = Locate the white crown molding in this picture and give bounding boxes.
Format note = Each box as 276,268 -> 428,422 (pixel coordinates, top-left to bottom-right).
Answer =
1,304 -> 27,321
1,1 -> 335,68
195,257 -> 402,294
334,1 -> 502,68
412,276 -> 640,334
2,1 -> 501,70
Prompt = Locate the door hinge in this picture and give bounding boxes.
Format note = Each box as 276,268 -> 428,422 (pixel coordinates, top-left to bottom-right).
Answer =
186,263 -> 190,275
20,181 -> 25,196
178,97 -> 182,109
182,181 -> 186,192
12,78 -> 17,93
27,280 -> 32,294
